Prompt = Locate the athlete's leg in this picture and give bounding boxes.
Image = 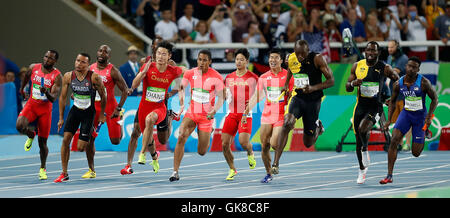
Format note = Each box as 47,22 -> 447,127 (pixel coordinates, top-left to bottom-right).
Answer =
173,116 -> 197,172
386,129 -> 404,176
197,129 -> 212,156
142,112 -> 159,160
260,124 -> 273,174
239,132 -> 253,156
37,137 -> 49,169
61,132 -> 74,175
222,132 -> 236,171
16,116 -> 36,138
126,121 -> 141,166
356,116 -> 374,169
157,112 -> 172,145
273,113 -> 296,167
303,100 -> 323,147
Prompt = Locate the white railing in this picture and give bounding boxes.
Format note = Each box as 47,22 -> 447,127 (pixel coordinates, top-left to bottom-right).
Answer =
88,0 -> 152,45
175,40 -> 445,67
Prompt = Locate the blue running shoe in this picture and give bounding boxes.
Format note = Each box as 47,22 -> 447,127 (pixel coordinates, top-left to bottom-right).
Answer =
260,174 -> 273,183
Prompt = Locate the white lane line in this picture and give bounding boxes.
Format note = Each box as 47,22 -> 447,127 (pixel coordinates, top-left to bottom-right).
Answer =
133,154 -> 348,198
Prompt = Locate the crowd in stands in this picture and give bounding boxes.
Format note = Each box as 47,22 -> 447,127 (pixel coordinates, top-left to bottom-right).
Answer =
91,0 -> 450,63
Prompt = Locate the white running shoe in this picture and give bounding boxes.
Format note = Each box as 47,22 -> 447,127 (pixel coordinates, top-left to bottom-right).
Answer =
357,168 -> 368,184
362,151 -> 370,168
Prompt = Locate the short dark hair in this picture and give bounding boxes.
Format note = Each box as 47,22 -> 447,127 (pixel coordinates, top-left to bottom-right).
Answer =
198,49 -> 212,60
235,48 -> 250,60
269,47 -> 284,60
367,41 -> 380,50
156,40 -> 174,55
408,56 -> 422,66
79,53 -> 91,62
295,40 -> 309,48
48,49 -> 59,60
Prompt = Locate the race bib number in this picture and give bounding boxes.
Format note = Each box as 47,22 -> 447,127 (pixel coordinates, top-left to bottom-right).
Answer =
73,93 -> 91,109
145,87 -> 166,102
293,73 -> 309,89
31,84 -> 48,101
405,96 -> 423,111
192,88 -> 210,104
360,82 -> 379,98
266,86 -> 283,103
95,88 -> 107,101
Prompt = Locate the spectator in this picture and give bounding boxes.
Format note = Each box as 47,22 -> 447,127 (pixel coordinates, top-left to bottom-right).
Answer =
380,7 -> 403,41
177,3 -> 199,41
254,0 -> 298,27
5,71 -> 15,83
304,8 -> 324,53
306,0 -> 324,11
119,45 -> 142,96
403,4 -> 429,61
197,0 -> 222,20
155,9 -> 179,42
433,2 -> 450,61
185,20 -> 217,60
232,0 -> 257,42
121,0 -> 143,27
286,10 -> 307,42
137,0 -> 161,40
339,8 -> 366,43
322,0 -> 344,26
346,0 -> 366,22
324,19 -> 342,62
396,1 -> 409,40
365,12 -> 384,41
225,49 -> 235,62
243,20 -> 267,61
260,2 -> 287,48
208,4 -> 236,59
424,0 -> 444,39
387,39 -> 408,78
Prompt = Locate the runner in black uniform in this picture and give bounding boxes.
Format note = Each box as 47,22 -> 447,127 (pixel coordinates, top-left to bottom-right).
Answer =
271,40 -> 335,175
54,53 -> 107,183
346,41 -> 398,184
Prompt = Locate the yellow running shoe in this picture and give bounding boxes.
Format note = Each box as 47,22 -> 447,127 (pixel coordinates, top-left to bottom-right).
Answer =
138,153 -> 146,165
248,154 -> 256,169
39,168 -> 47,180
24,137 -> 34,151
81,169 -> 96,179
151,151 -> 160,173
226,169 -> 237,181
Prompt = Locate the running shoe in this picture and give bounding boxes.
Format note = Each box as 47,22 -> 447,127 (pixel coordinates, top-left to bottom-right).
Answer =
120,165 -> 134,175
362,151 -> 370,168
248,154 -> 256,169
226,169 -> 237,181
379,175 -> 393,184
151,151 -> 160,173
317,119 -> 325,135
39,168 -> 47,180
169,171 -> 179,182
138,152 -> 146,165
357,168 -> 367,184
260,174 -> 273,183
271,165 -> 279,175
54,173 -> 69,183
81,169 -> 96,179
402,143 -> 410,151
24,136 -> 34,151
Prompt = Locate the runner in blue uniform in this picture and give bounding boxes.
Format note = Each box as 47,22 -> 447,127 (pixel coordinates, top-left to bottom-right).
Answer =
380,56 -> 438,184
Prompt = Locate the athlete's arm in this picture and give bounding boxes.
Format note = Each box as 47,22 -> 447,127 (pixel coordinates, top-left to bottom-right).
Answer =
57,72 -> 71,131
44,73 -> 63,103
178,82 -> 185,115
422,77 -> 438,129
283,55 -> 292,95
20,63 -> 34,98
345,62 -> 362,92
130,62 -> 150,93
92,72 -> 107,123
208,80 -> 225,120
303,54 -> 334,93
384,64 -> 399,82
111,66 -> 129,118
384,81 -> 400,130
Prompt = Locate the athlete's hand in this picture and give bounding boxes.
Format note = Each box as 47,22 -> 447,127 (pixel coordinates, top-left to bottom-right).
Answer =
424,116 -> 433,130
111,107 -> 121,119
383,121 -> 391,131
127,88 -> 134,96
302,85 -> 315,94
207,109 -> 216,120
99,113 -> 106,124
40,87 -> 48,95
57,119 -> 64,132
241,114 -> 248,125
351,79 -> 363,87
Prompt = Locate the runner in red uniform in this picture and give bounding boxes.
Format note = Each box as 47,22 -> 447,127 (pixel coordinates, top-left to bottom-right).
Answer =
169,49 -> 225,182
16,50 -> 62,180
130,41 -> 183,173
244,48 -> 293,183
221,48 -> 258,181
